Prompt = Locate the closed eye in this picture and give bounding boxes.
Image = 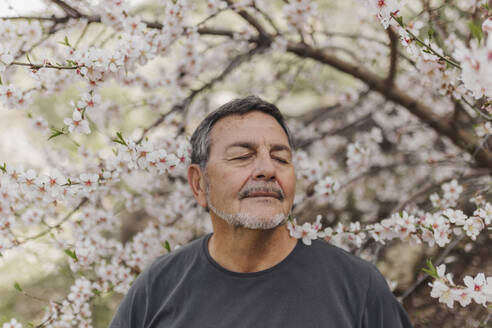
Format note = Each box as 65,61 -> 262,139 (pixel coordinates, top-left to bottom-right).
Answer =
273,157 -> 289,164
233,155 -> 252,160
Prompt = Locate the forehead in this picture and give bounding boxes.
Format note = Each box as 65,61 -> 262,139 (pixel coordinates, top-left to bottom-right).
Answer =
208,111 -> 290,152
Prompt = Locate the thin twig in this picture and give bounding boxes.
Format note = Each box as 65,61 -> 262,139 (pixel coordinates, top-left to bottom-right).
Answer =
391,14 -> 460,69
395,172 -> 490,212
10,61 -> 78,70
73,20 -> 90,49
400,235 -> 465,301
12,198 -> 88,247
298,112 -> 373,149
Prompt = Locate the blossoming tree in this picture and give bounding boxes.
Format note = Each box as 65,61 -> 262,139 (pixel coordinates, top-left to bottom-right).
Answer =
0,0 -> 491,327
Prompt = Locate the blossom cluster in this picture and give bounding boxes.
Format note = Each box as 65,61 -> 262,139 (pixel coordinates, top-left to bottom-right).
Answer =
289,177 -> 490,251
429,264 -> 492,308
362,0 -> 406,28
0,134 -> 191,254
0,44 -> 13,73
1,0 -> 492,325
283,0 -> 317,32
288,184 -> 492,310
63,91 -> 102,134
361,0 -> 492,103
0,84 -> 32,110
430,179 -> 464,209
288,204 -> 491,311
313,175 -> 340,197
41,277 -> 95,327
454,37 -> 492,99
205,0 -> 228,15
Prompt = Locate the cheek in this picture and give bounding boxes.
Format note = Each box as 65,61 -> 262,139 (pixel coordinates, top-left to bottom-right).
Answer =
211,168 -> 247,194
279,170 -> 296,197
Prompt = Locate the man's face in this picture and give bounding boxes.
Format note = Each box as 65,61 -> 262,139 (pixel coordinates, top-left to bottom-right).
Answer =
203,111 -> 296,230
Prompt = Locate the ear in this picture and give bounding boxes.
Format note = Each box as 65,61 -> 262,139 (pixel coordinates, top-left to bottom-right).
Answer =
187,164 -> 208,208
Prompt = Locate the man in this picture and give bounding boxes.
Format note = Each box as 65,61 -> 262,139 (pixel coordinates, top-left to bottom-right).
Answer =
110,96 -> 413,327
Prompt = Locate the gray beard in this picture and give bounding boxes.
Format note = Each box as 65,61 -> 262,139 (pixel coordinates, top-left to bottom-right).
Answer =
206,193 -> 288,230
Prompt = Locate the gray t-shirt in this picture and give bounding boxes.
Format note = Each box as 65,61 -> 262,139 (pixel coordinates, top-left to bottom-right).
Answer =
110,233 -> 413,328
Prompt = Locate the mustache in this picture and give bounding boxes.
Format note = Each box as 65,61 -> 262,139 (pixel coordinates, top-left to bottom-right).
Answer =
238,184 -> 285,200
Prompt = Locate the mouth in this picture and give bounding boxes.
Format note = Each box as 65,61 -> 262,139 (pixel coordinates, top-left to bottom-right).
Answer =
242,192 -> 282,200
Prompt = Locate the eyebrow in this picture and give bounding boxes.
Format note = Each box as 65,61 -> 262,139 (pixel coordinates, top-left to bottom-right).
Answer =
225,142 -> 291,153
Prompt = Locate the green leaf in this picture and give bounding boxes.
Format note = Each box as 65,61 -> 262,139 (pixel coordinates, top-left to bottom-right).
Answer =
0,75 -> 3,85
421,259 -> 439,279
468,22 -> 483,42
164,240 -> 171,252
26,53 -> 32,64
0,162 -> 6,173
48,130 -> 64,140
64,249 -> 78,262
66,59 -> 77,67
58,36 -> 72,47
48,127 -> 65,141
394,16 -> 404,27
427,28 -> 434,41
113,132 -> 128,146
14,281 -> 23,292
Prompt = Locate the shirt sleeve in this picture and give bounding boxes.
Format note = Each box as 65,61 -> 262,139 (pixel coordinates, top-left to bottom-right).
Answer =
361,266 -> 413,328
109,269 -> 150,328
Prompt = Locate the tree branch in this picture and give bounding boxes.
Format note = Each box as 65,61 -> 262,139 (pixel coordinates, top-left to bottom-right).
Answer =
51,0 -> 82,18
285,42 -> 492,170
137,44 -> 268,143
0,14 -> 241,40
4,11 -> 490,170
386,26 -> 399,86
296,110 -> 374,149
225,0 -> 271,42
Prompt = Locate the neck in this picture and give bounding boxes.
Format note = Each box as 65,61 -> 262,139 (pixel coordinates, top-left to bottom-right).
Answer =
207,217 -> 298,273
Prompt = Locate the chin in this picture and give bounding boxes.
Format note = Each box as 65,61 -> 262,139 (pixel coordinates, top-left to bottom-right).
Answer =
233,212 -> 288,230
208,196 -> 288,230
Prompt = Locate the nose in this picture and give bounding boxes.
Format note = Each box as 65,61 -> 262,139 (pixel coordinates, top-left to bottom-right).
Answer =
252,151 -> 276,182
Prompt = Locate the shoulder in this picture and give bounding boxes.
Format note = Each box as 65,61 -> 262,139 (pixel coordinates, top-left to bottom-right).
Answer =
144,234 -> 205,282
124,234 -> 205,294
109,235 -> 206,327
307,240 -> 413,326
308,238 -> 380,278
307,239 -> 394,301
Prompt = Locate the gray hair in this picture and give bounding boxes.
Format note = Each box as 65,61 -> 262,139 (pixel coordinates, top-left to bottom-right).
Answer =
190,95 -> 294,168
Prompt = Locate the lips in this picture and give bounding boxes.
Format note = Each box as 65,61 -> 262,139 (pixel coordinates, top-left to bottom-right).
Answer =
246,192 -> 280,199
242,191 -> 283,200
239,185 -> 285,200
